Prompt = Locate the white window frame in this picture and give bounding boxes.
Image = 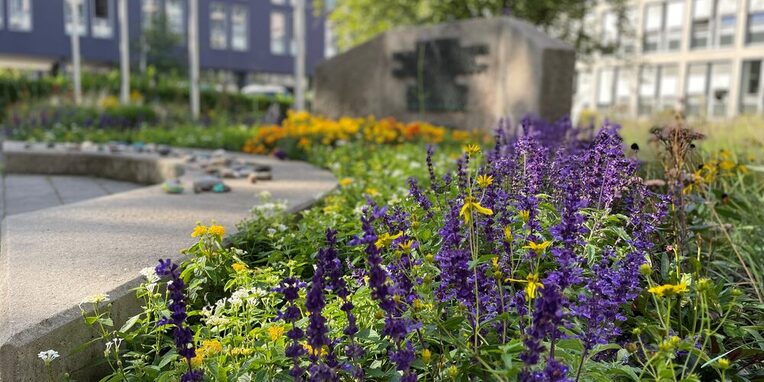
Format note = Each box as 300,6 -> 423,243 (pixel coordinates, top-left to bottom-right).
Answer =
231,4 -> 248,51
8,0 -> 32,32
90,0 -> 113,39
165,0 -> 184,41
270,11 -> 287,55
64,0 -> 87,36
209,2 -> 228,49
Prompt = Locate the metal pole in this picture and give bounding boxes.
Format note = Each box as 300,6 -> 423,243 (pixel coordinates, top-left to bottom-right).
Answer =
118,0 -> 130,104
188,0 -> 200,119
69,0 -> 82,105
293,0 -> 306,110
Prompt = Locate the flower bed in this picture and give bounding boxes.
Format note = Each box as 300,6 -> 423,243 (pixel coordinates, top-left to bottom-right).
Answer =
44,117 -> 764,381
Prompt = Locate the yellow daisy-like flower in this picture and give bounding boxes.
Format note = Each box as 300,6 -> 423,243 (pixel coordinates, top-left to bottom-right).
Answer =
518,209 -> 530,222
477,174 -> 494,188
202,339 -> 222,354
525,273 -> 544,300
505,273 -> 544,300
191,352 -> 205,368
398,240 -> 415,253
339,178 -> 353,187
448,365 -> 459,378
232,263 -> 248,273
463,144 -> 481,156
365,187 -> 379,196
267,325 -> 285,341
718,358 -> 730,370
191,225 -> 208,237
524,240 -> 552,254
503,226 -> 513,243
737,164 -> 749,174
648,282 -> 689,298
459,196 -> 493,224
719,159 -> 736,171
208,224 -> 225,238
422,348 -> 432,363
303,343 -> 328,358
375,231 -> 403,249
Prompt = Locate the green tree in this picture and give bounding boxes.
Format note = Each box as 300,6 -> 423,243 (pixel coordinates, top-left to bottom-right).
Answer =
326,0 -> 627,56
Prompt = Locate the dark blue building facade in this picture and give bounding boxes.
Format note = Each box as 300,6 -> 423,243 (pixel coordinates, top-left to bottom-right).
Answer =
0,0 -> 327,78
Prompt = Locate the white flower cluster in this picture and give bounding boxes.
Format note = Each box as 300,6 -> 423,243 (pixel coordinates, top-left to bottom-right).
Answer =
201,287 -> 270,330
251,201 -> 288,216
104,337 -> 123,357
38,349 -> 60,365
139,267 -> 159,292
80,293 -> 110,305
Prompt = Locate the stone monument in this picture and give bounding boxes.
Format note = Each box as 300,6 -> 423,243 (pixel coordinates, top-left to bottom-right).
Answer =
314,16 -> 575,131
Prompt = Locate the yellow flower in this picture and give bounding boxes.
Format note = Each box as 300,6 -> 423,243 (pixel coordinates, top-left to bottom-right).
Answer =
191,352 -> 205,367
398,240 -> 415,253
192,339 -> 222,367
267,325 -> 285,341
208,224 -> 225,238
525,273 -> 544,300
365,187 -> 379,196
648,282 -> 689,298
459,196 -> 493,223
229,347 -> 254,356
506,273 -> 544,300
202,339 -> 222,354
191,225 -> 208,237
518,209 -> 530,222
719,159 -> 736,171
422,348 -> 432,363
524,240 -> 552,254
463,144 -> 481,156
503,226 -> 513,243
477,174 -> 494,188
448,365 -> 459,378
303,343 -> 328,358
232,263 -> 248,273
339,178 -> 353,187
412,299 -> 424,310
737,164 -> 749,174
375,231 -> 403,249
718,358 -> 730,370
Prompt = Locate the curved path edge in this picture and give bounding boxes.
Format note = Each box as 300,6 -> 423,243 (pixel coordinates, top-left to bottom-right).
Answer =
0,142 -> 337,381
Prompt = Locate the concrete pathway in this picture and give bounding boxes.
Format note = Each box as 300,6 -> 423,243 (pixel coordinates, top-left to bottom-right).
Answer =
1,175 -> 142,217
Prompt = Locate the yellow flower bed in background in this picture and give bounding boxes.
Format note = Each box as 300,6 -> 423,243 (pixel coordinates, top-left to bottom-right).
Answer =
243,111 -> 479,155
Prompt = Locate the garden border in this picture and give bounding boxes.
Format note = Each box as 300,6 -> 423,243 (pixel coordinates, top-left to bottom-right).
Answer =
0,142 -> 337,381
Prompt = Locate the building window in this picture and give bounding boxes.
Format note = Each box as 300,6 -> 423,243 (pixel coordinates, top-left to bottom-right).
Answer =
621,7 -> 638,54
601,11 -> 619,46
141,0 -> 158,29
748,0 -> 764,45
665,1 -> 684,50
270,11 -> 287,55
709,62 -> 731,117
643,1 -> 683,52
597,68 -> 615,108
9,0 -> 32,31
639,66 -> 658,115
658,65 -> 679,110
615,68 -> 633,107
740,60 -> 763,113
643,4 -> 662,52
231,4 -> 248,51
686,63 -> 708,116
91,0 -> 113,38
64,0 -> 86,35
165,0 -> 184,40
693,0 -> 737,49
210,2 -> 227,49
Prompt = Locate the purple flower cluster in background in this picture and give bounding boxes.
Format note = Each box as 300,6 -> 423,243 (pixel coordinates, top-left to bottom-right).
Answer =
155,259 -> 202,382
